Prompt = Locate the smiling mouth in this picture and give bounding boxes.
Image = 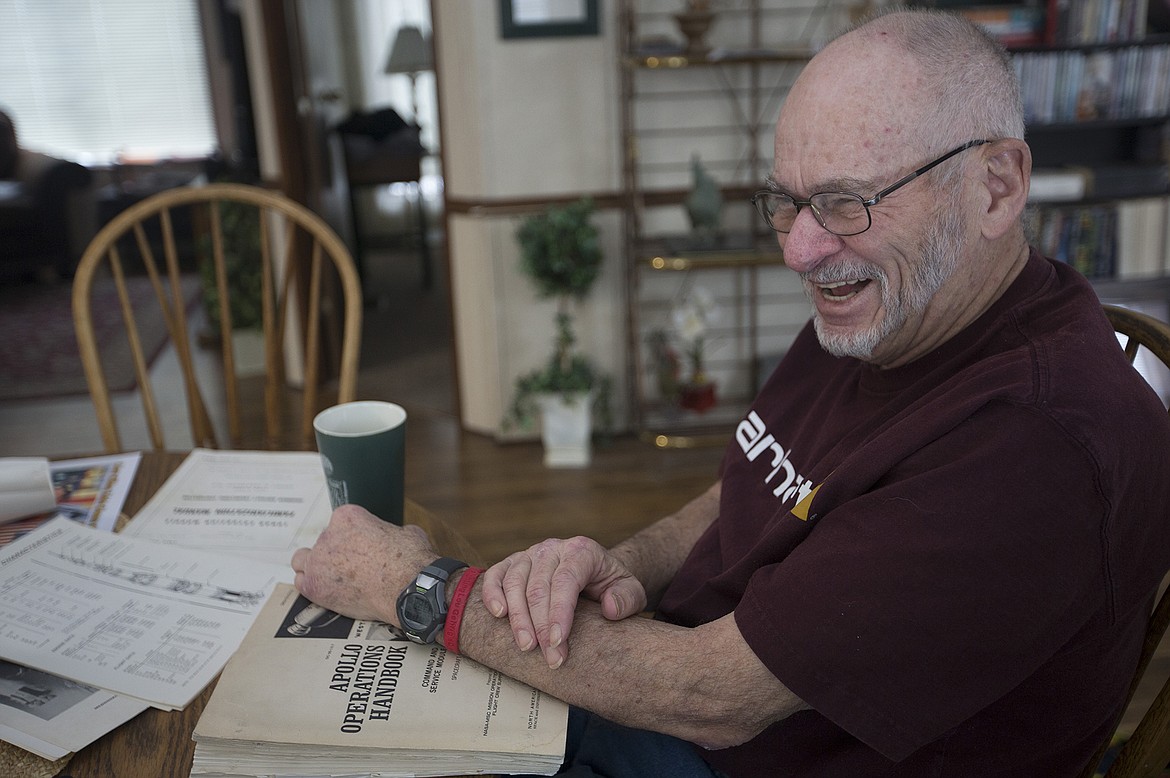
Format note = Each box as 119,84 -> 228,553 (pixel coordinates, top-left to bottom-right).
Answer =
817,278 -> 872,300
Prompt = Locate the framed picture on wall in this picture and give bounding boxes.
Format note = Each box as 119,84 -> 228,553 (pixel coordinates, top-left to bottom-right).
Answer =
500,0 -> 600,39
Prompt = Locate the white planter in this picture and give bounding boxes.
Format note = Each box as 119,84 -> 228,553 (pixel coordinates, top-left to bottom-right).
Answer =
231,328 -> 267,377
535,391 -> 593,468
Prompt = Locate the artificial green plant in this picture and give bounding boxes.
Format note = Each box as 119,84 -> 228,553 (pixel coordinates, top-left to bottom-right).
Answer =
199,200 -> 263,336
505,198 -> 611,431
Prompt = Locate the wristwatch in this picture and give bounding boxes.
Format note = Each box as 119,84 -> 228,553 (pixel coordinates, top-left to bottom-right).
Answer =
396,557 -> 468,644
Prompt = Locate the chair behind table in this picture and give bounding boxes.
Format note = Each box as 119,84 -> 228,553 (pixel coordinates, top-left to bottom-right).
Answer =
71,183 -> 362,453
1080,305 -> 1170,778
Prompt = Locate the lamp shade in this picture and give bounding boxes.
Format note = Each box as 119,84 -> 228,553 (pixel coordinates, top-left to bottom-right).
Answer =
384,25 -> 433,74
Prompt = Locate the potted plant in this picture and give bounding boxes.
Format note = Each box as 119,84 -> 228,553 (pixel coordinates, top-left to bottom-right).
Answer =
671,284 -> 720,413
504,198 -> 610,467
197,198 -> 265,374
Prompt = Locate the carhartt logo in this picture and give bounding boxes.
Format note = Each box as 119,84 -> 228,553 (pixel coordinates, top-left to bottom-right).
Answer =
791,482 -> 823,522
735,411 -> 817,508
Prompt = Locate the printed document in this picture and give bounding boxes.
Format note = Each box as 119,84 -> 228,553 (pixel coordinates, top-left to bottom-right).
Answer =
0,657 -> 147,759
122,449 -> 331,567
0,516 -> 288,710
0,453 -> 144,757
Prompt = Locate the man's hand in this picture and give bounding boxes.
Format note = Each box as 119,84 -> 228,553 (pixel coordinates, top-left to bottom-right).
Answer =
481,536 -> 647,669
291,504 -> 437,624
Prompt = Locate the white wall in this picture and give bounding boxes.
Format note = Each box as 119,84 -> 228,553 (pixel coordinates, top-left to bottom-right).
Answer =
428,2 -> 855,436
435,2 -> 624,435
349,0 -> 438,153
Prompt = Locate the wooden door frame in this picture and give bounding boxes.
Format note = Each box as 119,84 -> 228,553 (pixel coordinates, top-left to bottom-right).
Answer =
429,0 -> 463,425
255,0 -> 345,384
257,0 -> 310,205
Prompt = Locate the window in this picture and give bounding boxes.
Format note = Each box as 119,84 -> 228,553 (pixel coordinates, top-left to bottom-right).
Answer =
0,0 -> 216,165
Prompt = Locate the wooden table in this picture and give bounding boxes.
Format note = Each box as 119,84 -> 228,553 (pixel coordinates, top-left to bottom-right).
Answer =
61,450 -> 486,778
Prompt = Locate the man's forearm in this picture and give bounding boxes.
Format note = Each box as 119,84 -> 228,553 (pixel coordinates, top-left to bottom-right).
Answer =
609,480 -> 721,609
445,570 -> 806,749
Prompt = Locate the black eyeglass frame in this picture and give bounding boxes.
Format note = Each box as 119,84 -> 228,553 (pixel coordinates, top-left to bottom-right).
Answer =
750,138 -> 993,237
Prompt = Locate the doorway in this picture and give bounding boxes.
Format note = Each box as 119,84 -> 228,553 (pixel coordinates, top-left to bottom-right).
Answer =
290,0 -> 454,419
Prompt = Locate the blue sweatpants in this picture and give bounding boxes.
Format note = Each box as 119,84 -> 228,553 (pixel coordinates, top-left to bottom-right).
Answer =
555,706 -> 728,778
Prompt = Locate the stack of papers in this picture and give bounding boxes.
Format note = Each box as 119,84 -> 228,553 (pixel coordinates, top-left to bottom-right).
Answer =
0,450 -> 314,761
0,453 -> 145,760
0,449 -> 570,773
191,585 -> 568,777
0,516 -> 291,710
0,516 -> 290,757
120,449 -> 334,566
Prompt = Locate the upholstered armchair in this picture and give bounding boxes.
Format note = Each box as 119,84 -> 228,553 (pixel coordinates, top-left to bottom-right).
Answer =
0,113 -> 96,281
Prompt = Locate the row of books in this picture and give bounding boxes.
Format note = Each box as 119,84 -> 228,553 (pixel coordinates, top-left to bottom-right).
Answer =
1014,44 -> 1170,123
959,5 -> 1047,46
1031,164 -> 1170,202
1045,0 -> 1151,44
1031,196 -> 1170,279
958,0 -> 1150,47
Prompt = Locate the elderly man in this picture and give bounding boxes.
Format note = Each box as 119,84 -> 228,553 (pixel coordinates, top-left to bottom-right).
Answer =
293,9 -> 1170,776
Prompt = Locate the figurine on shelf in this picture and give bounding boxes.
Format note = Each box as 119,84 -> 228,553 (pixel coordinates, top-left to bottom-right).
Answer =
647,329 -> 683,405
671,284 -> 719,413
674,0 -> 717,57
685,154 -> 723,247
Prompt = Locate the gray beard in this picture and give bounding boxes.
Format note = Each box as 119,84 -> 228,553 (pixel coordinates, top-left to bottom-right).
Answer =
807,208 -> 964,360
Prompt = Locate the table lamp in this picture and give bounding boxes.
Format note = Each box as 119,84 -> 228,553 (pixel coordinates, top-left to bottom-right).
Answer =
384,25 -> 433,125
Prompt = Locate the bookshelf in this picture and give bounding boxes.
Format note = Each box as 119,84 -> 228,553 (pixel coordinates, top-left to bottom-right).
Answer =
619,1 -> 1170,444
923,1 -> 1170,294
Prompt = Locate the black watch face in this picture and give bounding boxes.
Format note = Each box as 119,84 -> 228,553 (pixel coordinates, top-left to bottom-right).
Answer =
401,593 -> 436,630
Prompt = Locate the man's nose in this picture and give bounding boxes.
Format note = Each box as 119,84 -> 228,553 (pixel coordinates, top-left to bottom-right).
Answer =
780,207 -> 844,274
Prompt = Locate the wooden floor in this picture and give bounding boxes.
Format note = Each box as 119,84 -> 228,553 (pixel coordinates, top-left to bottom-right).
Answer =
402,409 -> 722,564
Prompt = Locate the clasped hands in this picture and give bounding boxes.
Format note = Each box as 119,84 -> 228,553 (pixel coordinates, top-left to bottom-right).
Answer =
482,535 -> 648,669
291,505 -> 647,669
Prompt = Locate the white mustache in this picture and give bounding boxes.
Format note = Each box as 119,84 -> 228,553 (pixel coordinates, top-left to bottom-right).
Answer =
802,263 -> 885,287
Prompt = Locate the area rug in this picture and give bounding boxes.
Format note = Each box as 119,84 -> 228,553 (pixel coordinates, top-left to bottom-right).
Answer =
0,275 -> 202,402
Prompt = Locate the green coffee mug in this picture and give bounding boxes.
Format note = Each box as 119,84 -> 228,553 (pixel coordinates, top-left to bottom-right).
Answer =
312,401 -> 407,525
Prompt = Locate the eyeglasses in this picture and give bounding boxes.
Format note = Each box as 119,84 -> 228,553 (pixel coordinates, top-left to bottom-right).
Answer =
750,139 -> 991,237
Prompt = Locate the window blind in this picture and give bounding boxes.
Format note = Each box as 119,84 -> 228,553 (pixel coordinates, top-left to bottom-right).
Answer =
0,0 -> 216,165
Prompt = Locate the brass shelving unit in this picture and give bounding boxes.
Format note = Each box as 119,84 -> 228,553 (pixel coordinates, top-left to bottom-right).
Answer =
617,1 -> 842,445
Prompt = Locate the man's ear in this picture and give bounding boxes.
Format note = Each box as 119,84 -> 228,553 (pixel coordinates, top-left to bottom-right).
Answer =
978,139 -> 1031,240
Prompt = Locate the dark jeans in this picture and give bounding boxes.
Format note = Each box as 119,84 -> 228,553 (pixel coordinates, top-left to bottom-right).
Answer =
555,706 -> 728,778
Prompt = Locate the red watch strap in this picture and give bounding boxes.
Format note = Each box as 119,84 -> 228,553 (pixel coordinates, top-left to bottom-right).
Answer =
443,566 -> 483,656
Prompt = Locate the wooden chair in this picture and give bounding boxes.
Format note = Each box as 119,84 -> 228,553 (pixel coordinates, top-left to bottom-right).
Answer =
1079,305 -> 1170,778
72,183 -> 362,452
